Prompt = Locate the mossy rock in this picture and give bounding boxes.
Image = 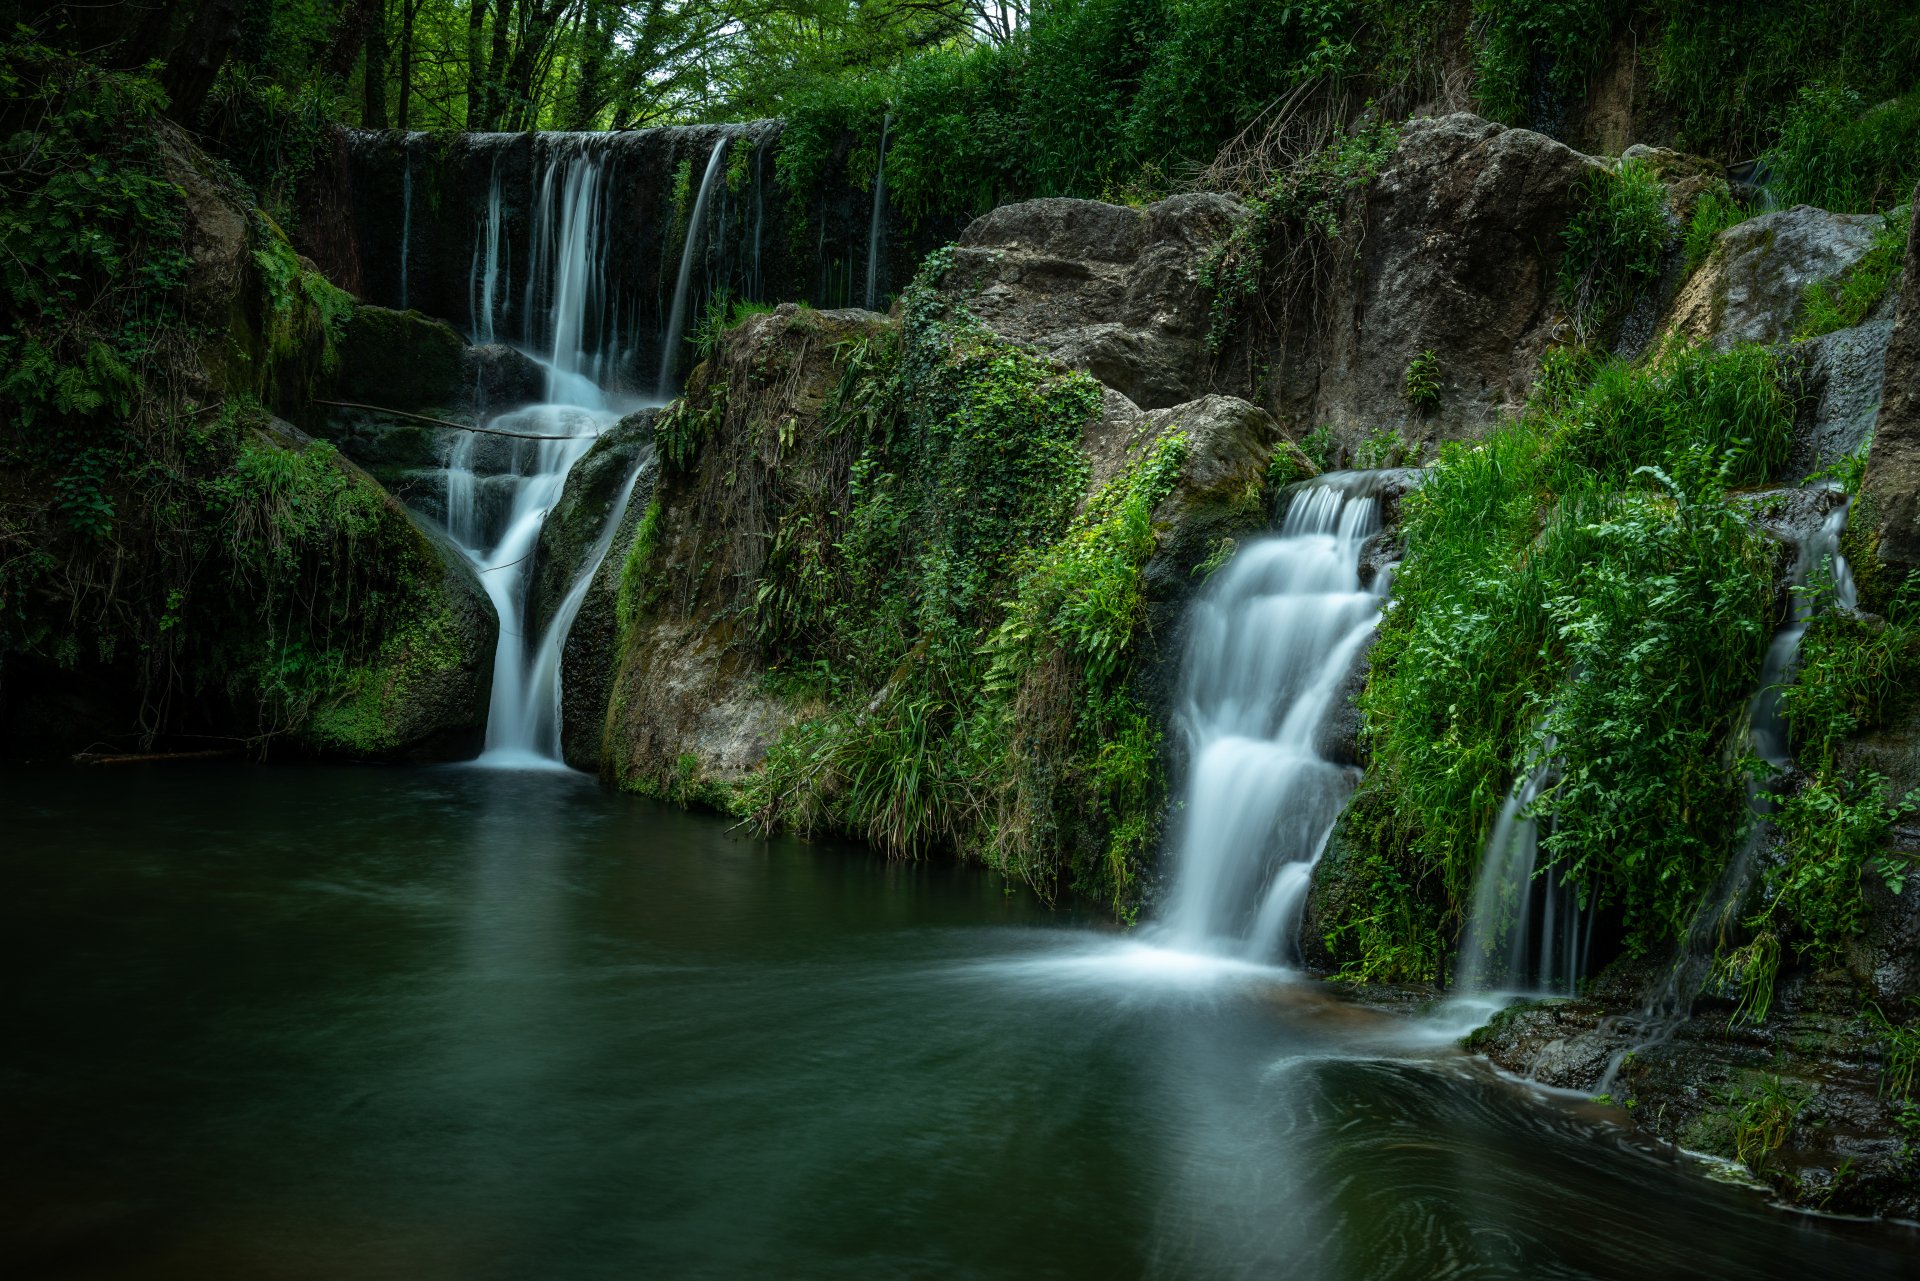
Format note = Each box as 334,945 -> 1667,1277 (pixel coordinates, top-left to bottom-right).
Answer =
330,305 -> 470,411
299,509 -> 496,761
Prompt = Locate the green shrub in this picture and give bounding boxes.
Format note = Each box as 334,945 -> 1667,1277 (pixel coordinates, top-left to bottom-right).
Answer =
1404,348 -> 1442,412
1767,82 -> 1920,214
1348,342 -> 1789,976
1558,159 -> 1670,341
1684,184 -> 1749,269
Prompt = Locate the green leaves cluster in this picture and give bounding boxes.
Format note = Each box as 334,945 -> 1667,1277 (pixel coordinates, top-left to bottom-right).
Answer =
1341,340 -> 1791,978
1558,159 -> 1670,343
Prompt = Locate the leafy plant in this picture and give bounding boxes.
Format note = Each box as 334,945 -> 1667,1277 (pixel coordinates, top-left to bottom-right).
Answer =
1404,348 -> 1443,412
1559,159 -> 1670,341
1684,185 -> 1748,269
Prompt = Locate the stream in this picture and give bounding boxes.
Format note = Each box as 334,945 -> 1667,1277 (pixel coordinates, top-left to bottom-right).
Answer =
4,764 -> 1915,1280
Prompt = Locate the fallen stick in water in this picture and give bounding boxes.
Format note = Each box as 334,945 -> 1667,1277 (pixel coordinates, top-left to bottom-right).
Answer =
73,749 -> 243,766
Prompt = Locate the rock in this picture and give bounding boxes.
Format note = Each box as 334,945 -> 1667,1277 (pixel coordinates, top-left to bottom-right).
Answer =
1787,313 -> 1895,478
466,342 -> 545,414
1662,205 -> 1887,348
329,305 -> 470,410
943,194 -> 1245,410
238,423 -> 498,762
1297,798 -> 1378,972
1291,114 -> 1605,452
530,410 -> 661,769
1864,190 -> 1920,574
299,509 -> 498,761
602,305 -> 895,795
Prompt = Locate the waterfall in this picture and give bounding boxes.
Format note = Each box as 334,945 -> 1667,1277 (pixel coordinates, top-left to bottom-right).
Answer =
1455,751 -> 1593,997
1591,495 -> 1855,1078
524,140 -> 617,407
399,145 -> 413,311
518,451 -> 654,759
657,137 -> 730,398
440,135 -> 659,768
445,408 -> 608,768
1160,473 -> 1390,961
865,116 -> 889,311
751,145 -> 766,301
470,158 -> 505,343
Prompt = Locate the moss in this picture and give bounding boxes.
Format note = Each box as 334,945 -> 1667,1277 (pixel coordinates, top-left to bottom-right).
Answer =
328,305 -> 469,410
302,595 -> 468,757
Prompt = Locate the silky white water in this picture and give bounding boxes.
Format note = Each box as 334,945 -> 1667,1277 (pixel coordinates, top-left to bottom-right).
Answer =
470,157 -> 506,344
1453,747 -> 1592,1001
444,139 -> 658,767
658,137 -> 729,397
1161,474 -> 1389,961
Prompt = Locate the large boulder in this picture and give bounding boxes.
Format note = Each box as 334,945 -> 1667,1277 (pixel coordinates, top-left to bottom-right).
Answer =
941,194 -> 1245,410
1864,191 -> 1920,575
1663,205 -> 1887,348
1286,114 -> 1604,451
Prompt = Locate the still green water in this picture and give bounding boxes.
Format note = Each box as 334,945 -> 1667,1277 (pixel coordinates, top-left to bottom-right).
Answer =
2,765 -> 1913,1279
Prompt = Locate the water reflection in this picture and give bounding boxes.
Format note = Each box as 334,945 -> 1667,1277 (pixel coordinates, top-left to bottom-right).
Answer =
0,766 -> 1913,1280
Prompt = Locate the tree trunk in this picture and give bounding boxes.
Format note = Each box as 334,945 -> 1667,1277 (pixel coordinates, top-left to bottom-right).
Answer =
160,0 -> 244,123
465,0 -> 489,129
482,0 -> 517,130
499,1 -> 565,131
364,0 -> 389,130
396,0 -> 415,130
568,0 -> 613,130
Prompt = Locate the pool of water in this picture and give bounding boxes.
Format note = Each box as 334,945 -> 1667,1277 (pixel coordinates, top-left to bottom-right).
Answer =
3,765 -> 1913,1279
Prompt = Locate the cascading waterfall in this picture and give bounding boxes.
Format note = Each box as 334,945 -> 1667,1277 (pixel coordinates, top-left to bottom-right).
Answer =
1160,473 -> 1391,961
1454,749 -> 1593,998
470,158 -> 506,343
657,137 -> 730,398
442,137 -> 654,767
865,116 -> 889,311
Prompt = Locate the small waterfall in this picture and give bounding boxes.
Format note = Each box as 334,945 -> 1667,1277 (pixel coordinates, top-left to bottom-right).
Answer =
657,137 -> 730,398
518,450 -> 654,759
865,116 -> 889,311
524,140 -> 616,407
1160,474 -> 1390,961
751,145 -> 766,301
1592,495 -> 1855,1078
399,145 -> 413,310
1455,751 -> 1593,997
470,159 -> 506,343
445,407 -> 609,767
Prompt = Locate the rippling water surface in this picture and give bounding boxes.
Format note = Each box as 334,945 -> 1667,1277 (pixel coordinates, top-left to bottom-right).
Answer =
3,766 -> 1913,1279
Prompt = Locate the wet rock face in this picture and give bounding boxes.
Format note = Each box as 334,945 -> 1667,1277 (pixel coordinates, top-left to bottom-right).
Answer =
1789,313 -> 1894,477
943,194 -> 1246,410
1865,190 -> 1920,573
1292,114 -> 1602,451
1664,204 -> 1887,348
